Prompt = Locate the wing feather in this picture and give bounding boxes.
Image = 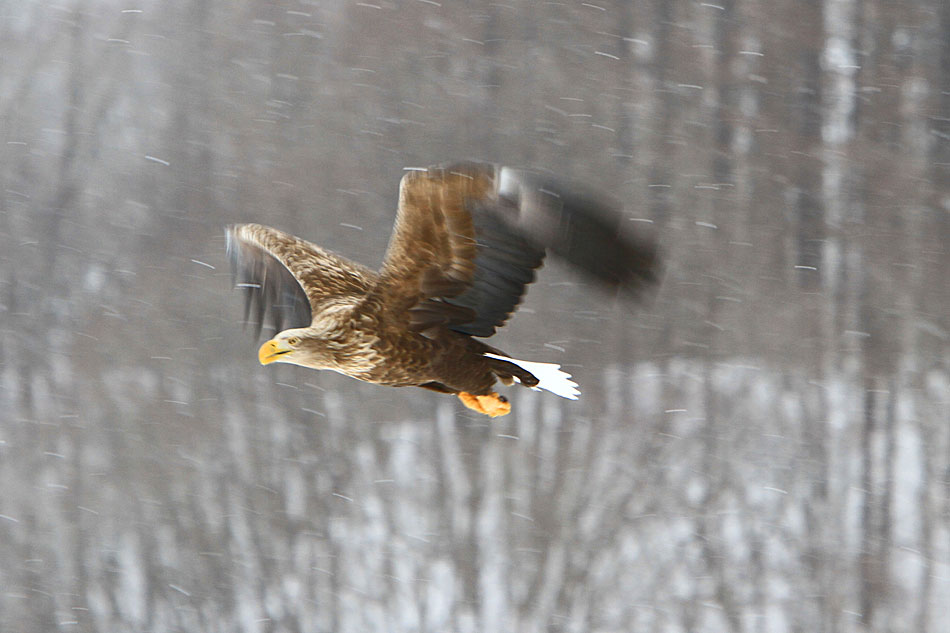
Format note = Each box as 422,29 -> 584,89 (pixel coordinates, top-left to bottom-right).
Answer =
369,166 -> 487,325
495,169 -> 660,292
371,162 -> 659,338
226,223 -> 375,338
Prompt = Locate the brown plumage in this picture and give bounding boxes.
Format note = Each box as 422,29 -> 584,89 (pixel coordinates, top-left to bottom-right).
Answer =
226,162 -> 659,417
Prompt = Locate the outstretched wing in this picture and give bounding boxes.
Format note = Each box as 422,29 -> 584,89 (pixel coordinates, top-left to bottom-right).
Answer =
226,223 -> 376,338
372,162 -> 660,338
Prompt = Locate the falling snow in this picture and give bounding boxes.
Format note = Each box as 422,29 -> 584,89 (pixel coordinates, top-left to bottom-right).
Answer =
0,1 -> 948,632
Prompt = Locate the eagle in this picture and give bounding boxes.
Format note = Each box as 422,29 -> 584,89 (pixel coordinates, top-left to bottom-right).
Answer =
226,162 -> 658,417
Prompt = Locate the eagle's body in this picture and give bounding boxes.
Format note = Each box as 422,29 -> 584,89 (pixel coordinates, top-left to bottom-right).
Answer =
227,163 -> 659,416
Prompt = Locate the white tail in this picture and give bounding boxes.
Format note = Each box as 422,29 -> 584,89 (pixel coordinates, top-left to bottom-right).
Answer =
484,353 -> 580,400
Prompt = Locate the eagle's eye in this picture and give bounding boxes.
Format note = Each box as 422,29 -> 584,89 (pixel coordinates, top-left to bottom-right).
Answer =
287,336 -> 301,346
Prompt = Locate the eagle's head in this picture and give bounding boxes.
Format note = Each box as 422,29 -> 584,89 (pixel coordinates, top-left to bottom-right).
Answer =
258,328 -> 326,369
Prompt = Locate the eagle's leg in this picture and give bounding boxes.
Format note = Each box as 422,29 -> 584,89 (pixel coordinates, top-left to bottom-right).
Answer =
458,392 -> 511,418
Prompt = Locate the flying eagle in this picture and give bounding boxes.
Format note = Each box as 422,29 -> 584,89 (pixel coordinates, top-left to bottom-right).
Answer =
226,163 -> 658,417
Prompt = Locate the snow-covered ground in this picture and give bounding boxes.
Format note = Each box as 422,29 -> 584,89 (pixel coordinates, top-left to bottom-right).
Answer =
1,359 -> 946,632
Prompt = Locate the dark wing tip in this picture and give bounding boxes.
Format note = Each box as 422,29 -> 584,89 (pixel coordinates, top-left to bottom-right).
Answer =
496,167 -> 662,300
225,225 -> 312,339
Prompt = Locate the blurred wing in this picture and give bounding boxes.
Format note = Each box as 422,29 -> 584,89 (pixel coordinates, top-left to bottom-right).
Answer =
492,165 -> 660,294
374,162 -> 659,338
226,223 -> 375,338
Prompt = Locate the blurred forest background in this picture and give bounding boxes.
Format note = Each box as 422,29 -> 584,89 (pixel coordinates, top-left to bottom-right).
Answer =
1,1 -> 948,632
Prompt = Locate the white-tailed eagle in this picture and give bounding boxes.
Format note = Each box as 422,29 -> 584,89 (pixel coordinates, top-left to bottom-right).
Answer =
227,162 -> 659,416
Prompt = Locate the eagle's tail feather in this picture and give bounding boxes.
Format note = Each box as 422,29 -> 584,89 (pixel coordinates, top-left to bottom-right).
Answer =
483,353 -> 580,400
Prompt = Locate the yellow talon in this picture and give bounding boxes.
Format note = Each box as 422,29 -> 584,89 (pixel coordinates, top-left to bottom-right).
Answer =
458,391 -> 511,417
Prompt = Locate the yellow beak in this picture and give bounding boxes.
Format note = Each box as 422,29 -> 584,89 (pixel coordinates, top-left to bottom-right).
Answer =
258,339 -> 289,365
